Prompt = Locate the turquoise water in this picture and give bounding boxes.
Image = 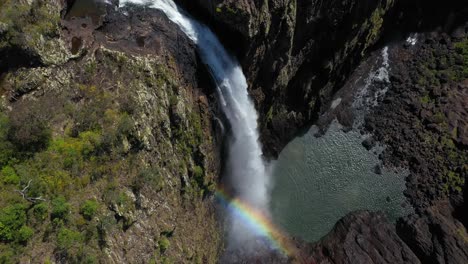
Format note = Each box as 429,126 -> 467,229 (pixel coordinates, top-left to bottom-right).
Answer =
270,121 -> 410,242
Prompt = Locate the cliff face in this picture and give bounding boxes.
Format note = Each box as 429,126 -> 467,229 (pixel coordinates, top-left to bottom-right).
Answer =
175,0 -> 468,157
172,1 -> 467,263
1,0 -> 467,263
177,0 -> 396,156
364,31 -> 468,264
0,1 -> 222,263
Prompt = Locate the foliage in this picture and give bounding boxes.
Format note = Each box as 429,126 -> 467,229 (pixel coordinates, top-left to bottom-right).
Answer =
56,227 -> 83,250
17,225 -> 34,243
158,236 -> 170,253
0,114 -> 14,167
0,40 -> 219,262
33,202 -> 49,221
80,200 -> 98,221
1,166 -> 19,185
191,166 -> 204,187
0,203 -> 27,242
132,167 -> 163,192
453,38 -> 468,79
7,107 -> 51,155
51,197 -> 70,221
173,111 -> 203,160
0,0 -> 60,48
0,245 -> 15,264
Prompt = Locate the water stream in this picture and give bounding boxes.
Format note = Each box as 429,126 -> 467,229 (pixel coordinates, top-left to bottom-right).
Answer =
115,0 -> 410,256
120,0 -> 271,252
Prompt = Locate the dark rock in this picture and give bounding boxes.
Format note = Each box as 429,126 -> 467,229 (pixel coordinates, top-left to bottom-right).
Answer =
175,0 -> 400,157
308,211 -> 421,264
397,202 -> 468,264
374,164 -> 383,175
362,30 -> 468,264
450,28 -> 462,40
362,137 -> 376,150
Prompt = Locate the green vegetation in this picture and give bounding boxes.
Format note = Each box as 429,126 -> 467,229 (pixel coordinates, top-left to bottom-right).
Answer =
158,236 -> 170,254
0,114 -> 13,167
420,94 -> 431,104
453,38 -> 468,79
80,200 -> 99,221
0,204 -> 28,242
0,83 -> 139,262
0,39 -> 220,262
361,7 -> 386,53
413,38 -> 468,196
215,5 -> 237,14
57,227 -> 83,250
51,197 -> 70,221
17,226 -> 34,243
266,106 -> 274,123
132,167 -> 163,193
442,170 -> 464,193
1,166 -> 19,185
33,202 -> 48,221
416,38 -> 468,84
0,0 -> 60,49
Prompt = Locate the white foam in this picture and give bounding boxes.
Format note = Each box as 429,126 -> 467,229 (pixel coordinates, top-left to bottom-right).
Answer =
406,34 -> 418,46
120,0 -> 271,250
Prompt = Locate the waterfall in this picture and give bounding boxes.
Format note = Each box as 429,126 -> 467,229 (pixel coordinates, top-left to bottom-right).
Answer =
120,0 -> 270,251
353,46 -> 391,117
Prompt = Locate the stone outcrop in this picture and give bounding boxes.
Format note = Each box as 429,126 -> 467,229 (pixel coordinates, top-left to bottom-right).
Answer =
397,202 -> 468,264
306,211 -> 420,264
0,1 -> 222,263
363,29 -> 468,264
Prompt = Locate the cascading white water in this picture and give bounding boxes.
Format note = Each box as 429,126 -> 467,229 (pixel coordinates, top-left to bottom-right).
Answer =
120,0 -> 270,250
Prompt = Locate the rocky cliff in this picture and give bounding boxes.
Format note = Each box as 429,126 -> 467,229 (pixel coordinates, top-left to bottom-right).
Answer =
1,0 -> 467,263
173,0 -> 468,263
1,1 -> 222,263
175,0 -> 467,157
176,0 -> 399,156
295,24 -> 468,264
364,30 -> 468,264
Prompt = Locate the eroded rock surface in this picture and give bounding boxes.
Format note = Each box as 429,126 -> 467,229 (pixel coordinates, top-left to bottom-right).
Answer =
306,211 -> 420,264
0,1 -> 222,263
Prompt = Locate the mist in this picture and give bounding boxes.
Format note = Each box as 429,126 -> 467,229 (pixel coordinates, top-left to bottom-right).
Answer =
119,0 -> 272,252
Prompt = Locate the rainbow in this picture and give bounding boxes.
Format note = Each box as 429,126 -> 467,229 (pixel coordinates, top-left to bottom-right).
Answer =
215,187 -> 298,258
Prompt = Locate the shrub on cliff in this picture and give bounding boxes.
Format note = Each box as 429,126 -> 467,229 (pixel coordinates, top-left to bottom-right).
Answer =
0,203 -> 28,242
7,106 -> 51,155
0,114 -> 13,167
51,197 -> 70,222
1,166 -> 19,185
80,199 -> 98,221
56,227 -> 83,251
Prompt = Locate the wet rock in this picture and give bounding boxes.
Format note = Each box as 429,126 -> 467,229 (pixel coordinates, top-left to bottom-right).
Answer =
362,137 -> 376,151
374,164 -> 383,175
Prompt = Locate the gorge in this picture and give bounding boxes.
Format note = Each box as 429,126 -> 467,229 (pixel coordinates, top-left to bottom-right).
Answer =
119,0 -> 278,256
0,0 -> 467,263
